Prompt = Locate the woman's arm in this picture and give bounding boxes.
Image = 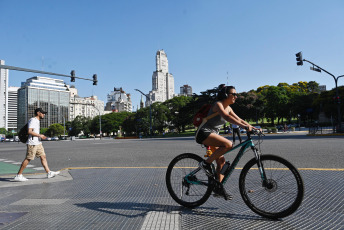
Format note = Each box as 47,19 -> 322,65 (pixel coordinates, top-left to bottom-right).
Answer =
215,102 -> 257,131
215,102 -> 247,128
229,109 -> 260,131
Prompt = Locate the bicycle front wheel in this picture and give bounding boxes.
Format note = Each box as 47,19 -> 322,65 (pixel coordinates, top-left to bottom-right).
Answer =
166,153 -> 214,208
239,155 -> 304,219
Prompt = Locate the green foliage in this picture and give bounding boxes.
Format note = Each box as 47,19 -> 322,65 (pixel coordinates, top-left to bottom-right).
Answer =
65,80 -> 339,136
68,116 -> 91,136
0,128 -> 7,134
46,123 -> 64,137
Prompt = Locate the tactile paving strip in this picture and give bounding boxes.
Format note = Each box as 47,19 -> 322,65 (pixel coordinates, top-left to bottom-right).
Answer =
0,168 -> 342,229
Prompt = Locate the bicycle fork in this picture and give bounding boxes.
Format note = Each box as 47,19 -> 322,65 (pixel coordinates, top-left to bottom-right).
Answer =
252,146 -> 270,188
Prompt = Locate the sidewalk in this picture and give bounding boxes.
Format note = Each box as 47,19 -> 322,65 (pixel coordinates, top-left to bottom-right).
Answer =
0,170 -> 72,188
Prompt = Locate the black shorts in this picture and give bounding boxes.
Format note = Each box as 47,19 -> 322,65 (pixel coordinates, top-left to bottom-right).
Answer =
195,128 -> 212,144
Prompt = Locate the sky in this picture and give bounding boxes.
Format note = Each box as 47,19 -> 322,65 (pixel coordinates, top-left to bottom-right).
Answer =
1,0 -> 344,111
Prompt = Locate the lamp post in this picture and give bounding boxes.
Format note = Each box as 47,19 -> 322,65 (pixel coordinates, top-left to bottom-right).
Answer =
135,89 -> 152,137
63,116 -> 66,139
296,52 -> 343,132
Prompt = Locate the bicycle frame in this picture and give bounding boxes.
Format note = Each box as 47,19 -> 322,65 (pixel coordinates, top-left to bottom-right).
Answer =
186,132 -> 268,187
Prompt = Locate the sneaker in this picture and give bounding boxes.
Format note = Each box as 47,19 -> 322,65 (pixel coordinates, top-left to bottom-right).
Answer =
14,174 -> 29,182
47,171 -> 60,178
213,185 -> 233,200
199,160 -> 214,177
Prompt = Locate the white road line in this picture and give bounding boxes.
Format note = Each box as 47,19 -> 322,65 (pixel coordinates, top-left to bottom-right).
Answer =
140,211 -> 180,230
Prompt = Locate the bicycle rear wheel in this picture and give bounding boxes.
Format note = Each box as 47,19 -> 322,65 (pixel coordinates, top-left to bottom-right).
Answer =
166,153 -> 214,208
239,154 -> 304,219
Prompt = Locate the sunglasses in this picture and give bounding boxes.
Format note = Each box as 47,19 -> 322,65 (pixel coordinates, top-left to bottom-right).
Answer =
229,93 -> 238,97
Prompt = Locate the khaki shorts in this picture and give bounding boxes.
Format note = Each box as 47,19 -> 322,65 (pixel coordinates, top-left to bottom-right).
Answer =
26,144 -> 46,160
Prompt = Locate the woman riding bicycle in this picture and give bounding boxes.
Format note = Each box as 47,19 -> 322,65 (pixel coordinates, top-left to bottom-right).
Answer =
195,84 -> 259,198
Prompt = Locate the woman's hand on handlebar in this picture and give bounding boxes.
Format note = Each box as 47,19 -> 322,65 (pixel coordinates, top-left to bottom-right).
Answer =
245,125 -> 263,135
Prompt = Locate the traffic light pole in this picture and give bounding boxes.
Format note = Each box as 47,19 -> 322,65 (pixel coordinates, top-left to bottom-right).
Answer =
302,59 -> 343,132
0,64 -> 97,85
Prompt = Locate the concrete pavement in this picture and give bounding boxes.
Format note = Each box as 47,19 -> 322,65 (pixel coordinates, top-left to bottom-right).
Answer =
0,133 -> 343,229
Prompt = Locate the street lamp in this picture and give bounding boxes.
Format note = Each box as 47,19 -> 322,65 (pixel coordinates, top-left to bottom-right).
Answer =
135,89 -> 152,137
296,52 -> 343,132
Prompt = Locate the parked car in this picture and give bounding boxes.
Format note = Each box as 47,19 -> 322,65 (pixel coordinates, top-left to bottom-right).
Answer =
51,136 -> 59,141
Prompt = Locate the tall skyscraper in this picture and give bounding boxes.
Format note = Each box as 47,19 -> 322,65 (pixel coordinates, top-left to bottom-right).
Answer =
17,76 -> 70,129
0,60 -> 9,129
147,50 -> 174,105
7,86 -> 20,131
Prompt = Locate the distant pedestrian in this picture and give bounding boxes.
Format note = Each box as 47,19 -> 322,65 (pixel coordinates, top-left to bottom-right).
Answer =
232,124 -> 242,144
14,108 -> 60,182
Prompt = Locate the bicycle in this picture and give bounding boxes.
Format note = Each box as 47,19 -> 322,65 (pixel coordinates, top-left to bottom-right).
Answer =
165,130 -> 304,219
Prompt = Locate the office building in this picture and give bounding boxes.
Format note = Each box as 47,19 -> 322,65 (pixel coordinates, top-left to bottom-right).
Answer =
69,86 -> 104,120
147,50 -> 175,105
7,87 -> 20,131
0,60 -> 9,129
180,84 -> 192,96
17,76 -> 70,129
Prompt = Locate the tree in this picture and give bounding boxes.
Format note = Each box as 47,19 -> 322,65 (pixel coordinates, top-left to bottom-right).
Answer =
91,112 -> 131,136
151,102 -> 169,133
163,96 -> 193,133
122,113 -> 137,135
262,86 -> 289,125
69,116 -> 90,136
134,107 -> 150,136
46,123 -> 64,137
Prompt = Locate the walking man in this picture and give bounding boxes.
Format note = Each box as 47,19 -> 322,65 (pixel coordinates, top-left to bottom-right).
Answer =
232,123 -> 242,145
14,108 -> 60,182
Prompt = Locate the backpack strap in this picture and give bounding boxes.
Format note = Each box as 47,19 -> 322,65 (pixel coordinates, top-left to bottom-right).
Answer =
195,112 -> 220,141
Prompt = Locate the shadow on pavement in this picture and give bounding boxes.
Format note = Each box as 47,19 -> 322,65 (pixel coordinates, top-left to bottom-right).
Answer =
75,202 -> 184,217
74,201 -> 271,222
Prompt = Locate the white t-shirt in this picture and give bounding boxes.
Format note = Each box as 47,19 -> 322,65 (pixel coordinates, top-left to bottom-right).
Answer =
27,117 -> 42,145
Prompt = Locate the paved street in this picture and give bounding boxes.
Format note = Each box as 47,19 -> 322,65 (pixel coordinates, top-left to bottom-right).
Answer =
0,133 -> 343,229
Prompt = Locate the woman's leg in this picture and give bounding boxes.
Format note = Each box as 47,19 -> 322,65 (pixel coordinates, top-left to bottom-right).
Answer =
215,156 -> 225,182
203,133 -> 232,165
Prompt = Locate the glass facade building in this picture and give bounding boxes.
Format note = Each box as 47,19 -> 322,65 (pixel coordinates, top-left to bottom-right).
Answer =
17,76 -> 70,130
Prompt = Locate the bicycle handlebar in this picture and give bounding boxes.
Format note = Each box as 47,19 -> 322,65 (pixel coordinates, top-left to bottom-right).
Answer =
246,129 -> 264,139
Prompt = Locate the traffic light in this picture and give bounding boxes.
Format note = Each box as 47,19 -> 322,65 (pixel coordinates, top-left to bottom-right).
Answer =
71,70 -> 75,82
93,74 -> 97,85
295,52 -> 303,66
